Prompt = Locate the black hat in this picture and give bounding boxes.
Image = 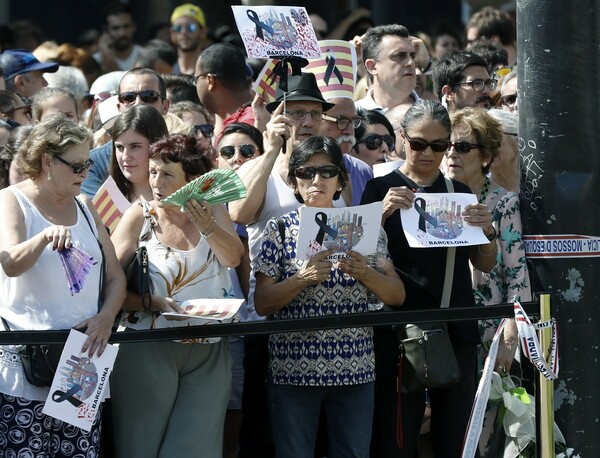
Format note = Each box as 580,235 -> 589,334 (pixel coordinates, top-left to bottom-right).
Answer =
266,73 -> 335,113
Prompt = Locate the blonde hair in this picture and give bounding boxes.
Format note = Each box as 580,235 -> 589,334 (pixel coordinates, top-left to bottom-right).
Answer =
17,114 -> 92,179
450,107 -> 503,174
164,112 -> 193,136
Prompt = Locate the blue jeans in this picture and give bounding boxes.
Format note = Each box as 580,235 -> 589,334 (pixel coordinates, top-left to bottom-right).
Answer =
270,382 -> 374,458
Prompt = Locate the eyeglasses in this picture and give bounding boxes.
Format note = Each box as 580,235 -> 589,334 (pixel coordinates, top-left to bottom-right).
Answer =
172,23 -> 200,33
294,165 -> 340,180
322,114 -> 362,130
500,94 -> 518,107
9,105 -> 32,118
219,144 -> 257,160
285,110 -> 323,121
52,155 -> 94,174
357,134 -> 395,151
456,79 -> 497,92
404,133 -> 450,153
448,142 -> 483,153
118,90 -> 162,105
194,73 -> 215,83
193,124 -> 214,138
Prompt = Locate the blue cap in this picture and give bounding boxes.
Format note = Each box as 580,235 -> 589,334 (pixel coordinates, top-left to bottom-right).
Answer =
0,49 -> 59,80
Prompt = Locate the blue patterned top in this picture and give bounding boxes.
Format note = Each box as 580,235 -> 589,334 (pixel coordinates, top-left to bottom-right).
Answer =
254,209 -> 391,386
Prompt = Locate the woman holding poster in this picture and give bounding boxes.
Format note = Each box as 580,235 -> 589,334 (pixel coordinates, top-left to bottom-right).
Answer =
253,136 -> 404,458
0,115 -> 126,457
361,99 -> 497,457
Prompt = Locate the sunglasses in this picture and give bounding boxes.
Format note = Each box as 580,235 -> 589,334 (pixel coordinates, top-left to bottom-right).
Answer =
172,23 -> 199,33
500,94 -> 518,107
404,133 -> 450,153
294,165 -> 340,180
219,144 -> 257,160
52,155 -> 94,174
118,90 -> 162,105
357,134 -> 395,151
322,114 -> 362,130
192,124 -> 214,138
448,142 -> 483,153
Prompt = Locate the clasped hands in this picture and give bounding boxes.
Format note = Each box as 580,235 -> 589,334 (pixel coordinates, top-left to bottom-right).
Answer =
297,249 -> 368,286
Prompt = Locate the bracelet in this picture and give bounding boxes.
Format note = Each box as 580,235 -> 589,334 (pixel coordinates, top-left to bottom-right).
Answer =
485,226 -> 498,242
200,218 -> 217,238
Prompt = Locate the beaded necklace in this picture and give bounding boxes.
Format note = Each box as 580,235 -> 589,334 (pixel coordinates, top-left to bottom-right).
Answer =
478,176 -> 491,204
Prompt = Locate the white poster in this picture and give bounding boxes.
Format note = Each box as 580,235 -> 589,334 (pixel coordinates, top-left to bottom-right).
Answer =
42,329 -> 118,432
231,5 -> 321,59
296,202 -> 383,260
373,160 -> 405,178
162,298 -> 244,323
400,193 -> 490,248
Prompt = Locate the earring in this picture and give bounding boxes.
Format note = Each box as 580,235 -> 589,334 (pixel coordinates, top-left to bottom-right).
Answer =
337,187 -> 342,191
47,171 -> 52,181
482,162 -> 488,168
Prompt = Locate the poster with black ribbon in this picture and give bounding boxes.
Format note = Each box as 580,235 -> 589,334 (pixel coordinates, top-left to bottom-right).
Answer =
42,329 -> 118,431
296,202 -> 383,260
231,5 -> 321,59
400,193 -> 489,248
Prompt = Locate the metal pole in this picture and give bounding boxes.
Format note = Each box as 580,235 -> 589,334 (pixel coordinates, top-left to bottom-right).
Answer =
536,293 -> 554,457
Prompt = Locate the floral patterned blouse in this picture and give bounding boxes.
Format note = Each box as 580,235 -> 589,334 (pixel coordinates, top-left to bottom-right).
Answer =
473,181 -> 532,344
254,209 -> 391,386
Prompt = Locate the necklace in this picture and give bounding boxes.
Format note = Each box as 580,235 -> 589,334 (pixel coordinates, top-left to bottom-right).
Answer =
478,176 -> 491,204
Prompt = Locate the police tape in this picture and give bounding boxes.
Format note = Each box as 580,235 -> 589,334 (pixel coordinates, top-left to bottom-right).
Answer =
0,302 -> 541,345
524,234 -> 600,258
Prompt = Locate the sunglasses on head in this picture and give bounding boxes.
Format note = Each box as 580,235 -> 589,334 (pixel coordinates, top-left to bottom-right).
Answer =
118,90 -> 162,105
219,144 -> 257,160
172,23 -> 199,33
52,155 -> 94,174
404,133 -> 450,153
448,142 -> 483,153
357,134 -> 395,151
294,165 -> 340,180
193,124 -> 214,138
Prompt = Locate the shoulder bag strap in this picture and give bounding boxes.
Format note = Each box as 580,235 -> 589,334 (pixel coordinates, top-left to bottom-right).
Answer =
441,178 -> 455,308
75,198 -> 105,312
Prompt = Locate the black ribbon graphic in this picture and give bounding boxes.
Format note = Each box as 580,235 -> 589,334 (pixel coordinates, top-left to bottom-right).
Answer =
52,383 -> 83,407
315,212 -> 338,245
414,197 -> 438,232
247,10 -> 274,41
324,50 -> 344,86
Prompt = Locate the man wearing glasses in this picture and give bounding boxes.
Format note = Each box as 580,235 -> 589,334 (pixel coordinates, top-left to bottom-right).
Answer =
171,4 -> 208,76
81,68 -> 169,197
432,50 -> 496,113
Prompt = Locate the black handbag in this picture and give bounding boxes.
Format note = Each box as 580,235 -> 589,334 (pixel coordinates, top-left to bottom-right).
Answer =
125,200 -> 154,311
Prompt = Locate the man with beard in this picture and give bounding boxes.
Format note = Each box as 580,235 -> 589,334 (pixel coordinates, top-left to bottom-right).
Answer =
171,4 -> 209,76
94,2 -> 143,73
432,50 -> 495,113
320,97 -> 373,205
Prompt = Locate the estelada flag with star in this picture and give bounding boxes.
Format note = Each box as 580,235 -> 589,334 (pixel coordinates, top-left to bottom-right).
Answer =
253,40 -> 357,103
303,40 -> 357,99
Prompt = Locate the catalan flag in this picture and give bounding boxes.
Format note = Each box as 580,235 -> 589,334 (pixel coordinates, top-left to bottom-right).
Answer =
252,58 -> 284,103
304,40 -> 357,99
92,176 -> 131,234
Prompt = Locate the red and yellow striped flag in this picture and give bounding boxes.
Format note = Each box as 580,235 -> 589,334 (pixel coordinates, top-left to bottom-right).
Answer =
92,176 -> 131,234
304,40 -> 357,99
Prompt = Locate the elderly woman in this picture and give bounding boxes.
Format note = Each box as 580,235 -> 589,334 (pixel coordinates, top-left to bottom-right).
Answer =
0,115 -> 126,456
254,136 -> 404,457
110,134 -> 244,458
361,99 -> 497,457
444,107 -> 531,368
110,105 -> 169,203
352,108 -> 397,167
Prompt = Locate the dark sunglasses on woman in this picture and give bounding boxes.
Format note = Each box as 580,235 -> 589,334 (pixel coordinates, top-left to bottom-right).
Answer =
294,165 -> 340,180
448,142 -> 483,153
404,133 -> 450,153
52,155 -> 95,174
193,124 -> 214,138
219,144 -> 256,160
118,90 -> 162,105
357,134 -> 395,151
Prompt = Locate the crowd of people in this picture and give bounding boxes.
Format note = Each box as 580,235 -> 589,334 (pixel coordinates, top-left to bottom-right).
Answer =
0,2 -> 530,457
